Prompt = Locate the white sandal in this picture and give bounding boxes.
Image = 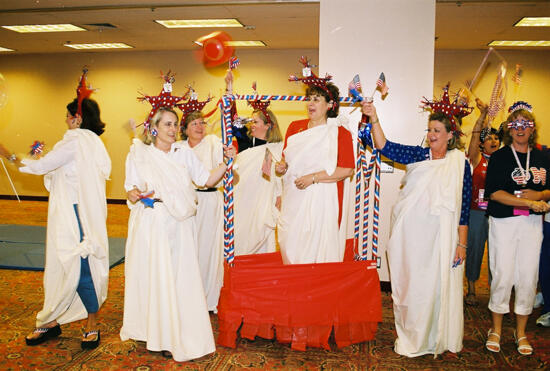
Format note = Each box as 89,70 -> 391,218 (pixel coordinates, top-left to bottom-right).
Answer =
514,330 -> 533,356
486,329 -> 501,353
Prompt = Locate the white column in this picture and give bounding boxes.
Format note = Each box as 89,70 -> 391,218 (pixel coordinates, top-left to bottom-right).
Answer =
319,0 -> 436,281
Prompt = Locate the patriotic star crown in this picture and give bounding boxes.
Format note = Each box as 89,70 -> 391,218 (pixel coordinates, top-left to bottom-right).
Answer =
421,83 -> 473,135
288,56 -> 334,101
508,101 -> 532,114
247,82 -> 272,126
138,70 -> 187,131
176,86 -> 212,124
76,67 -> 95,116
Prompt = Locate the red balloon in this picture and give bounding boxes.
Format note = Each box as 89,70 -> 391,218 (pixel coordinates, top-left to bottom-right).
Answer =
195,31 -> 234,68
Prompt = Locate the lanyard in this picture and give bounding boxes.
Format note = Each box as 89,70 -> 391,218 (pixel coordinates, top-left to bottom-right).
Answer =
510,145 -> 530,185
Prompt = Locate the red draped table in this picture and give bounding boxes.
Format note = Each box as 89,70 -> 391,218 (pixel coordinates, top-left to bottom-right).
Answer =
217,243 -> 382,351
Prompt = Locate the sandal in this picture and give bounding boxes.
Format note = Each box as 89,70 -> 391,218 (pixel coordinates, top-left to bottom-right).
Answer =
25,324 -> 61,346
465,293 -> 478,306
486,329 -> 500,353
161,350 -> 172,358
514,330 -> 533,356
81,329 -> 100,350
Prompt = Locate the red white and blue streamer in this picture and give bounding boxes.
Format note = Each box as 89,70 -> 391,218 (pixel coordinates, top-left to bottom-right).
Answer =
221,95 -> 236,265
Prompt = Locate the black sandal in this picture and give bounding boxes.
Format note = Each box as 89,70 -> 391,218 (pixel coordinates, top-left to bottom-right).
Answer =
25,324 -> 62,346
161,350 -> 172,358
81,329 -> 100,349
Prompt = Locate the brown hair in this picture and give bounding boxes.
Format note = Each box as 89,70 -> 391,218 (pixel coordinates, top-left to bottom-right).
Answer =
305,82 -> 340,118
181,111 -> 204,140
501,109 -> 537,147
428,112 -> 465,150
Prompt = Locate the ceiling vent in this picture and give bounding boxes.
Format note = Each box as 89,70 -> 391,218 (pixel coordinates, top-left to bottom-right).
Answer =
84,23 -> 118,29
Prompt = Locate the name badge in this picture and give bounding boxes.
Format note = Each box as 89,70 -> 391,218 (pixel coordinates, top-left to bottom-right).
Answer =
513,190 -> 529,216
477,189 -> 488,210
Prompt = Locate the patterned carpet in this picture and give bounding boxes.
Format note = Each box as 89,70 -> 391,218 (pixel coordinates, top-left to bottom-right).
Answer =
0,200 -> 548,370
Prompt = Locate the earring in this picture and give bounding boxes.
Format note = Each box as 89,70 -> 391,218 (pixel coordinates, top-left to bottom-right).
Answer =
151,128 -> 158,137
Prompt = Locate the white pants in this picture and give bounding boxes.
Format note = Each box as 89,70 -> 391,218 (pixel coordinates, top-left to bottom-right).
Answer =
488,214 -> 542,315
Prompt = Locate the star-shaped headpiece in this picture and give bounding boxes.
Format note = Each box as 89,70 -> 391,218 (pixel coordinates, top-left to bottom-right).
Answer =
175,87 -> 212,124
138,70 -> 187,131
288,56 -> 334,101
421,83 -> 473,135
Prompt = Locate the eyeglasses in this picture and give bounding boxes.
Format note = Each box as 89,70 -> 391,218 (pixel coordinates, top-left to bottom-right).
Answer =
507,119 -> 534,130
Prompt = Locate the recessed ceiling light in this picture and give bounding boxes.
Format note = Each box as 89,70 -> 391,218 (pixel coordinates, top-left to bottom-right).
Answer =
155,19 -> 244,28
488,40 -> 550,47
224,40 -> 266,47
0,46 -> 14,52
64,43 -> 133,50
2,24 -> 86,33
515,17 -> 550,27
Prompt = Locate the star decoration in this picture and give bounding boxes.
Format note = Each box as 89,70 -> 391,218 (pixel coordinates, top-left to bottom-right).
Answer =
138,70 -> 188,131
175,87 -> 213,124
421,83 -> 473,135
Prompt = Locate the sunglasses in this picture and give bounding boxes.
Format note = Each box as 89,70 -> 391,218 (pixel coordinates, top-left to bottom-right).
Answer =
507,119 -> 534,130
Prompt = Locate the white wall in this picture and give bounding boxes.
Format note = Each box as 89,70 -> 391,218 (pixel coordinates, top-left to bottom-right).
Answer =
320,0 -> 435,281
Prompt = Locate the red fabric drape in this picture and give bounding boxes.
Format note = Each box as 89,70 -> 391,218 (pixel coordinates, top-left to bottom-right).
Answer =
217,242 -> 382,351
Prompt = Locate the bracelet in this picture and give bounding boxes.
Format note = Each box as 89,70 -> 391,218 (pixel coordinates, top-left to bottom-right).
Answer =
8,154 -> 17,163
457,242 -> 467,249
371,119 -> 380,125
312,174 -> 316,184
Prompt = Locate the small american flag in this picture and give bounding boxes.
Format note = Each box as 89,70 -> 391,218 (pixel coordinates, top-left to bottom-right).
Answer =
349,74 -> 361,91
29,140 -> 45,157
511,64 -> 523,85
376,72 -> 388,95
229,56 -> 240,70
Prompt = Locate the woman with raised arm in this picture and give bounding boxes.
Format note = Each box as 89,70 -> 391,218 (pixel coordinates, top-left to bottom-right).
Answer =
0,72 -> 111,350
484,101 -> 550,356
360,85 -> 472,357
120,106 -> 234,361
464,98 -> 501,306
180,104 -> 225,312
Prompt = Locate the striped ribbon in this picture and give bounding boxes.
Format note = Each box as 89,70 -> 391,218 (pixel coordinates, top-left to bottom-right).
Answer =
353,123 -> 381,261
220,95 -> 235,265
231,94 -> 356,103
372,150 -> 381,258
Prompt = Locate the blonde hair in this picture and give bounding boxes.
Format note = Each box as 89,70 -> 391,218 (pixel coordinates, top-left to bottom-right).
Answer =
144,107 -> 179,144
251,109 -> 282,143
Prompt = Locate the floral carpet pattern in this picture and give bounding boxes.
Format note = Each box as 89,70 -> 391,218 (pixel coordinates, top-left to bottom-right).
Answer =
0,200 -> 548,370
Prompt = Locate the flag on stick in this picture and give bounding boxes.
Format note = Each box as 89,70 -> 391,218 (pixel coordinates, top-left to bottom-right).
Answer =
229,56 -> 240,70
371,72 -> 388,98
511,64 -> 523,85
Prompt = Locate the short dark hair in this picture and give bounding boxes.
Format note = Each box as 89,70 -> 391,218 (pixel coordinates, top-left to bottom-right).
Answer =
305,82 -> 340,118
67,98 -> 106,136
